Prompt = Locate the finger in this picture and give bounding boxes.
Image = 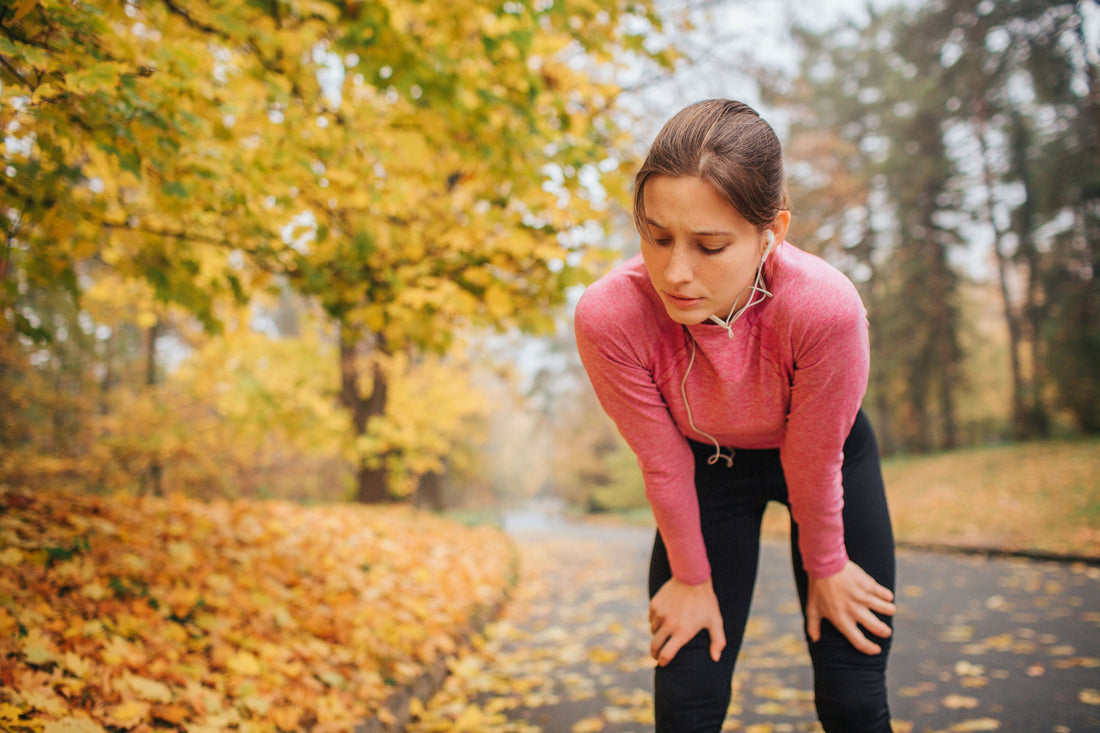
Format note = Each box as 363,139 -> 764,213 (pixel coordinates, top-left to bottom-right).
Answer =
870,583 -> 895,603
658,631 -> 689,667
806,607 -> 822,643
869,596 -> 897,617
650,626 -> 671,660
843,625 -> 881,656
648,605 -> 663,634
860,611 -> 893,640
708,620 -> 726,660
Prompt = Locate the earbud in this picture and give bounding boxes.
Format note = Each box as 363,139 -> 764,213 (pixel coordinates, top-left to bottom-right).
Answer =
762,230 -> 777,263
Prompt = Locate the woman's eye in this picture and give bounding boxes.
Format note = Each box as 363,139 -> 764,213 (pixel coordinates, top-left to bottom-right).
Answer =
701,244 -> 728,255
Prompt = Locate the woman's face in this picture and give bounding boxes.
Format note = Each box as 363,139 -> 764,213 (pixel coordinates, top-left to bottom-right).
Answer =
640,175 -> 781,326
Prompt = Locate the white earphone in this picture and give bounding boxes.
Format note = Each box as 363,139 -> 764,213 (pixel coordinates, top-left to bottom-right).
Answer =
762,230 -> 777,263
692,227 -> 778,466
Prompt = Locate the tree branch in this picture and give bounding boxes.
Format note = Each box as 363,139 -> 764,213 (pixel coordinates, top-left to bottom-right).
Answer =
0,53 -> 31,88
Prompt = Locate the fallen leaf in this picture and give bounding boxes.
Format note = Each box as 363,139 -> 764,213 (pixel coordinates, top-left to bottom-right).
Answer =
42,719 -> 108,733
949,719 -> 1001,731
225,650 -> 262,676
122,674 -> 172,703
107,701 -> 149,728
571,716 -> 605,732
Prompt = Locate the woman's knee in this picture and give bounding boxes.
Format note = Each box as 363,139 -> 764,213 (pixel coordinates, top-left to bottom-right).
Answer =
654,634 -> 737,733
811,636 -> 892,733
814,680 -> 891,732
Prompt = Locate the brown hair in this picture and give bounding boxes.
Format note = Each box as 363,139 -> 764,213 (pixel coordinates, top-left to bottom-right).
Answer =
633,99 -> 788,238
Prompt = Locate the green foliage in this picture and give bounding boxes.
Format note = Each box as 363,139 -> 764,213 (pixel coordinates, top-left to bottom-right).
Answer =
765,0 -> 1098,451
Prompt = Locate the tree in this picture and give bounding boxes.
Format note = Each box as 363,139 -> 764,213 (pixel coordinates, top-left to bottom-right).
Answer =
767,0 -> 1100,451
269,0 -> 675,501
2,0 -> 677,499
767,6 -> 964,453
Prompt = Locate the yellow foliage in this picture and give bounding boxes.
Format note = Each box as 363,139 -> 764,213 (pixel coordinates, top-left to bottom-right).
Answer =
3,0 -> 679,501
0,485 -> 515,731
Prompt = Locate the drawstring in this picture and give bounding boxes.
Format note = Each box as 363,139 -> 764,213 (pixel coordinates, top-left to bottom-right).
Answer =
680,259 -> 773,467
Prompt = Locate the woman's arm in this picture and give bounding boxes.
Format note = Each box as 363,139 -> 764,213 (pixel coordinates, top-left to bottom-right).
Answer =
575,278 -> 727,664
573,278 -> 710,585
779,277 -> 894,653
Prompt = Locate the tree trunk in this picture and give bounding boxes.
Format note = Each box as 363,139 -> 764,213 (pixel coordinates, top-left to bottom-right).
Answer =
975,106 -> 1030,439
1073,0 -> 1100,169
1010,112 -> 1050,437
938,365 -> 958,449
142,318 -> 163,497
416,470 -> 445,512
339,329 -> 392,503
900,111 -> 961,453
855,230 -> 896,455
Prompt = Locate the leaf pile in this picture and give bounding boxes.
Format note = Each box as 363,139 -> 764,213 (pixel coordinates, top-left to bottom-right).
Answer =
0,486 -> 515,732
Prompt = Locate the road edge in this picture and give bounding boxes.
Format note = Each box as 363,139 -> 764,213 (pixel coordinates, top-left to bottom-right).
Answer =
352,539 -> 520,733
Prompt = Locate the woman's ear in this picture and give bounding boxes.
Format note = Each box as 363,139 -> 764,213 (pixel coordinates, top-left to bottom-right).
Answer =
762,230 -> 777,262
762,209 -> 792,260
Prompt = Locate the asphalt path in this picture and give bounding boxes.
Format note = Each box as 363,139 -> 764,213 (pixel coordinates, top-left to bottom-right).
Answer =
415,512 -> 1100,733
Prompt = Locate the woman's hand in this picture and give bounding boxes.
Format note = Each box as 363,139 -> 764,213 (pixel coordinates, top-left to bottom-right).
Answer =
806,561 -> 895,655
649,576 -> 726,666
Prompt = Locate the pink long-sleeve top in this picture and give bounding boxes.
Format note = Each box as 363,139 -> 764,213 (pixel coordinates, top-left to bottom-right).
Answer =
574,242 -> 869,585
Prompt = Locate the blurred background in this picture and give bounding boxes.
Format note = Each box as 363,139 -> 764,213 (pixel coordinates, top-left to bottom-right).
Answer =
2,0 -> 1097,518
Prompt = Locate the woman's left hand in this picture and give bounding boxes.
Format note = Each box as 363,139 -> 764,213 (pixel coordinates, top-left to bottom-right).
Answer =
806,560 -> 895,655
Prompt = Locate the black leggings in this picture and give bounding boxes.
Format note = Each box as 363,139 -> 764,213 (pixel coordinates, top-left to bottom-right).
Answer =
648,410 -> 895,733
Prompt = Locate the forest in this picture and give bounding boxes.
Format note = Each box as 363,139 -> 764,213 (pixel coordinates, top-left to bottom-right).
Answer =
2,0 -> 1097,512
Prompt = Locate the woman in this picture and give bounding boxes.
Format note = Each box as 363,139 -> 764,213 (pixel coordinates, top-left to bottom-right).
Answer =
574,99 -> 897,732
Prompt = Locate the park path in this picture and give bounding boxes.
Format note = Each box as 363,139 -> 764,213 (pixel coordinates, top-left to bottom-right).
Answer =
407,513 -> 1100,733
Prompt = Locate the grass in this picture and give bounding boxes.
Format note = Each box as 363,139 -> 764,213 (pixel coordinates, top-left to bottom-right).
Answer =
757,436 -> 1100,559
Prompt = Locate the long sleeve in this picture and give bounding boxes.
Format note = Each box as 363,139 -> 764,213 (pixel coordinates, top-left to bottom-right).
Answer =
574,277 -> 713,585
572,248 -> 870,585
778,271 -> 869,578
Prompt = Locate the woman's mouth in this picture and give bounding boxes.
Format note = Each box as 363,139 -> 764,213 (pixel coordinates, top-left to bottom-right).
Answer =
663,292 -> 703,308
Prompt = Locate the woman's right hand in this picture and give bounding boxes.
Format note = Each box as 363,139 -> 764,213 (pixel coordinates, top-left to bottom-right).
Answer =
649,576 -> 726,666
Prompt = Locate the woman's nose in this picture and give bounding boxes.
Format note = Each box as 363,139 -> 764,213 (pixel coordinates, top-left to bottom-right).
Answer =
664,244 -> 694,284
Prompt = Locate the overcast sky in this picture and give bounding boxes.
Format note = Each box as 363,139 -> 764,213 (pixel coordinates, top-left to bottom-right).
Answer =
617,0 -> 911,143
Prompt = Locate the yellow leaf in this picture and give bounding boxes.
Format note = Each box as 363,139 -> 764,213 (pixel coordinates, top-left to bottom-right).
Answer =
64,62 -> 128,95
81,581 -> 108,601
226,650 -> 263,676
12,0 -> 36,23
571,716 -> 605,732
484,284 -> 511,319
269,705 -> 303,731
22,634 -> 59,667
136,309 -> 158,330
108,701 -> 150,728
123,674 -> 173,703
31,82 -> 61,104
62,651 -> 93,678
948,720 -> 1001,732
43,718 -> 108,733
167,540 -> 196,568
